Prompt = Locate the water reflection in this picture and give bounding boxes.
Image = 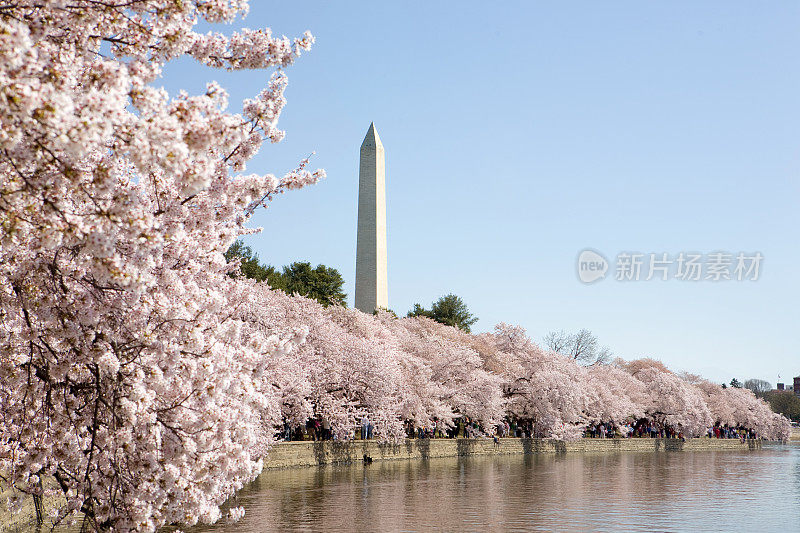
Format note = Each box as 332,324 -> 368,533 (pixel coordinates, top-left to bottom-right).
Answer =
193,444 -> 800,532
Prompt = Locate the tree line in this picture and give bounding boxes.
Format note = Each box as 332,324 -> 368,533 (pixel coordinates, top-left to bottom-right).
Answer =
225,241 -> 347,307
734,378 -> 800,422
227,241 -> 486,334
227,246 -> 618,368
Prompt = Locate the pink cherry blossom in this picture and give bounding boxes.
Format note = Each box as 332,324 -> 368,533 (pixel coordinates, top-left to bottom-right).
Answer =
0,3 -> 789,531
0,2 -> 319,531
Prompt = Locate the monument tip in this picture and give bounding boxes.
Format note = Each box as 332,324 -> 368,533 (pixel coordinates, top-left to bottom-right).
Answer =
361,122 -> 382,148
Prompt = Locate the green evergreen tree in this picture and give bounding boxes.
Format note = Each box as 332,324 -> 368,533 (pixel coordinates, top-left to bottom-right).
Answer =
224,241 -> 281,285
225,241 -> 346,307
408,294 -> 478,333
280,261 -> 347,307
762,390 -> 800,422
406,303 -> 433,319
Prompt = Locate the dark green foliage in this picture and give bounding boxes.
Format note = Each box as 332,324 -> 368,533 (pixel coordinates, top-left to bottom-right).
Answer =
407,293 -> 478,333
224,241 -> 282,285
406,303 -> 433,320
225,241 -> 346,307
761,390 -> 800,422
280,261 -> 347,307
729,378 -> 743,389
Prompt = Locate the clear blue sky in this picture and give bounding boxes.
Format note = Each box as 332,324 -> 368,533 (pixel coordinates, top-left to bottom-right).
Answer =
161,1 -> 800,385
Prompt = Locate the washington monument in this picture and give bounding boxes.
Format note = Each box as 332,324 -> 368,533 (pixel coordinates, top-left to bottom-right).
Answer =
355,123 -> 388,314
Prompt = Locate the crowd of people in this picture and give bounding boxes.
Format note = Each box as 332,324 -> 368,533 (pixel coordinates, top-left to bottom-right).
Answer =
586,420 -> 759,440
708,425 -> 758,440
279,416 -> 763,442
586,420 -> 686,439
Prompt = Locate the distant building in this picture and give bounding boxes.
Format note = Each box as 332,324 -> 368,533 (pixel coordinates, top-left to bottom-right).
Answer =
777,383 -> 785,391
795,377 -> 800,397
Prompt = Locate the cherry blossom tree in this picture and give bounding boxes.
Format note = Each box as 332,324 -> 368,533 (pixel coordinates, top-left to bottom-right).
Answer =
695,380 -> 790,440
584,364 -> 649,426
382,315 -> 505,431
0,1 -> 321,530
243,288 -> 505,440
244,286 -> 410,441
490,324 -> 591,440
0,4 -> 790,530
619,359 -> 712,436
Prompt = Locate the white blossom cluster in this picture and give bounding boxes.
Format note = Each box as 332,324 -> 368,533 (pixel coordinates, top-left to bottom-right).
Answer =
243,288 -> 791,447
0,1 -> 320,531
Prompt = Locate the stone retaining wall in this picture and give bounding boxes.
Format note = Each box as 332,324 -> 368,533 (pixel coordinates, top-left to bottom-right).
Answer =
263,437 -> 761,469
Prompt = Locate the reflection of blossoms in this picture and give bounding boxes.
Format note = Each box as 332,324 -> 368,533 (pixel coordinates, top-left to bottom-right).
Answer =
228,506 -> 246,523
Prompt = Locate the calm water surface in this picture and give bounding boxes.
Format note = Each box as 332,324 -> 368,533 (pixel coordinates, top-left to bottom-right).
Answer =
194,443 -> 800,532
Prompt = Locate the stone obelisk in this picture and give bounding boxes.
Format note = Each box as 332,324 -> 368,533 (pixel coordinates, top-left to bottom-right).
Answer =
355,123 -> 388,314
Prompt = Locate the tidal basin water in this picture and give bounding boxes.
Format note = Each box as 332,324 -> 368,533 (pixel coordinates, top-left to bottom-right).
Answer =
195,443 -> 800,532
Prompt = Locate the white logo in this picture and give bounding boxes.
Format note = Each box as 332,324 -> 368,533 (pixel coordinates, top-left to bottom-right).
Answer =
577,249 -> 608,284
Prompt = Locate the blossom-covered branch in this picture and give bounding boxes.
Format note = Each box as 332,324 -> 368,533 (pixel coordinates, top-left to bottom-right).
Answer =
0,1 -> 319,531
